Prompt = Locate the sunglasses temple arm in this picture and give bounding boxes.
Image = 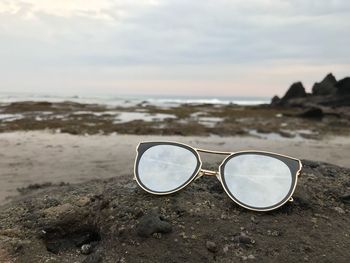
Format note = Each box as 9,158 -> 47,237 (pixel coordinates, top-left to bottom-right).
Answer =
195,148 -> 232,155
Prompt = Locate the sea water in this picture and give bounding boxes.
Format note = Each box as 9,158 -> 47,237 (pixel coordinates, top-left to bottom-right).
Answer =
0,92 -> 270,107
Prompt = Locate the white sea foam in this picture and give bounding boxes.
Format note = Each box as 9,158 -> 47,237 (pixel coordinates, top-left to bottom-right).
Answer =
0,92 -> 270,107
0,114 -> 24,122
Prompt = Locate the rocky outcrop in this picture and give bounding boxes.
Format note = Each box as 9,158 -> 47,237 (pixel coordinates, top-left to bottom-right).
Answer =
0,161 -> 349,262
279,82 -> 307,105
298,107 -> 324,119
336,77 -> 350,95
312,73 -> 337,96
271,73 -> 350,109
270,95 -> 281,106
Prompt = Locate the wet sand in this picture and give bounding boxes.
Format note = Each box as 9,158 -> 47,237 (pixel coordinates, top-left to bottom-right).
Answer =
1,131 -> 349,204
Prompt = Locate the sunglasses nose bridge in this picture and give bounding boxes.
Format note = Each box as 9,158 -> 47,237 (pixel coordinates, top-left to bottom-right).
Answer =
201,169 -> 217,176
196,169 -> 220,180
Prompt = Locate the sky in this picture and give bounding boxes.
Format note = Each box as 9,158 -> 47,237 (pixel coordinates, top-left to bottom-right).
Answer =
0,0 -> 349,97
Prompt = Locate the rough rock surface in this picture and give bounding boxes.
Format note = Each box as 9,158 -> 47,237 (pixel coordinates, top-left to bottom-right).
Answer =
312,73 -> 337,96
0,160 -> 349,263
336,77 -> 350,95
270,95 -> 281,106
279,82 -> 307,104
272,73 -> 350,109
298,107 -> 324,119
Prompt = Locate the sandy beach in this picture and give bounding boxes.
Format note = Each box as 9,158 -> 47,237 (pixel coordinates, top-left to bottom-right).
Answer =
1,131 -> 349,205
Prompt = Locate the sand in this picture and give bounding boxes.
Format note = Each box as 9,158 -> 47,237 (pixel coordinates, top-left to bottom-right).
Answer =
1,131 -> 350,205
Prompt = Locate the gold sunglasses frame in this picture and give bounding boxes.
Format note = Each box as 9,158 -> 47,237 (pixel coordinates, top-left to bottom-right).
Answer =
133,141 -> 302,212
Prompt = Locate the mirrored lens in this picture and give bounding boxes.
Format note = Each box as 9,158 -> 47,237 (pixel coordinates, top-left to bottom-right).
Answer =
222,154 -> 293,209
137,144 -> 199,193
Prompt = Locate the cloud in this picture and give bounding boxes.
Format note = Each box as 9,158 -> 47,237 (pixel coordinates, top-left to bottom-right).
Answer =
0,0 -> 349,95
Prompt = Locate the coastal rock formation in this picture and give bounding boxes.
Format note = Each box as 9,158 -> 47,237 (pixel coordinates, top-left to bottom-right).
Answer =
279,81 -> 307,104
0,161 -> 349,262
270,95 -> 281,106
312,73 -> 337,96
298,107 -> 324,119
272,73 -> 350,109
336,77 -> 350,95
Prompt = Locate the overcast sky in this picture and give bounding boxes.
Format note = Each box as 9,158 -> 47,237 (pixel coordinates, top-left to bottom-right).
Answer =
0,0 -> 349,97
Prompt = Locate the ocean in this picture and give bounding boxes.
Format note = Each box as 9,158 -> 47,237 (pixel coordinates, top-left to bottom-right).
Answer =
0,92 -> 270,107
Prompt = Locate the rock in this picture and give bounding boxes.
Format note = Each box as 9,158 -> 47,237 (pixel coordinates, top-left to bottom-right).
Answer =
267,230 -> 281,236
81,244 -> 93,255
1,161 -> 350,262
206,241 -> 218,253
293,191 -> 311,210
43,203 -> 76,218
334,207 -> 345,214
280,82 -> 307,104
340,194 -> 350,205
242,254 -> 256,261
271,95 -> 281,106
0,248 -> 14,262
233,233 -> 254,246
82,252 -> 103,263
46,241 -> 60,254
76,196 -> 91,207
336,77 -> 350,95
136,213 -> 172,237
299,107 -> 324,119
74,229 -> 101,247
312,73 -> 337,96
271,74 -> 350,108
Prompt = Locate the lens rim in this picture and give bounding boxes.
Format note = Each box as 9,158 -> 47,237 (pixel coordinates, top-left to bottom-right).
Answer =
134,141 -> 202,195
219,151 -> 302,211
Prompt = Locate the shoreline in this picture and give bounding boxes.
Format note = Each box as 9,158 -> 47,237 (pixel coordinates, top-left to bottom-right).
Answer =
0,100 -> 349,138
1,131 -> 350,205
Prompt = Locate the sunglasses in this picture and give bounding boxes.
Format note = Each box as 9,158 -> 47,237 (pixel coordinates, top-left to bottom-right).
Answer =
133,141 -> 302,212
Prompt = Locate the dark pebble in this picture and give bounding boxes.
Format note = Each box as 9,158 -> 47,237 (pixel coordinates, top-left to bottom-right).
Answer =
340,194 -> 350,205
299,107 -> 324,119
136,213 -> 172,237
233,233 -> 254,245
83,252 -> 103,263
46,241 -> 60,254
81,244 -> 93,255
206,241 -> 218,253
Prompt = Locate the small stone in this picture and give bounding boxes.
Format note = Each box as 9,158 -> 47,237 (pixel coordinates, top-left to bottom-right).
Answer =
340,194 -> 350,204
334,207 -> 345,214
234,233 -> 254,245
133,208 -> 144,219
223,245 -> 229,253
46,241 -> 60,254
136,213 -> 172,237
267,230 -> 280,236
43,197 -> 60,208
82,252 -> 103,263
179,232 -> 188,239
152,233 -> 162,239
247,254 -> 256,260
81,244 -> 93,255
206,241 -> 218,253
76,196 -> 91,207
